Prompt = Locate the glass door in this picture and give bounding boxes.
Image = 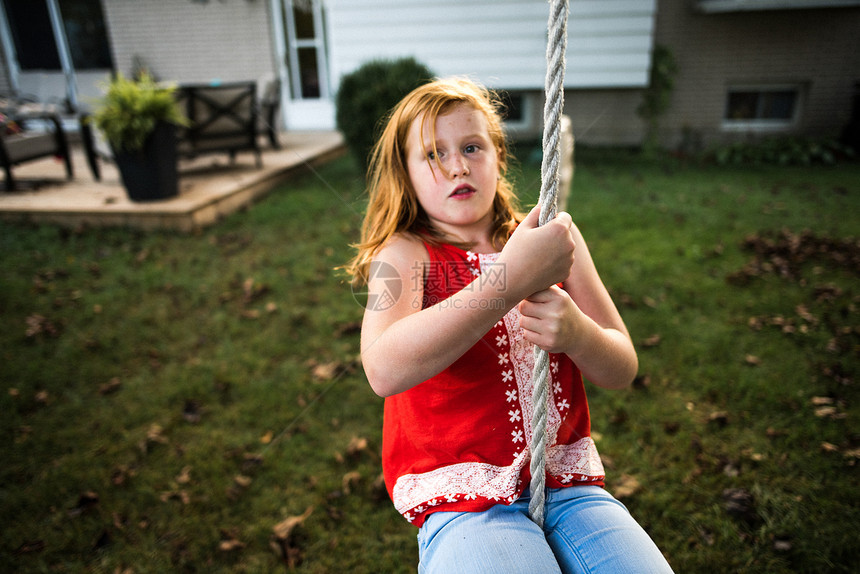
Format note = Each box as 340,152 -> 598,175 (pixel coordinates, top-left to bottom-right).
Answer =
283,0 -> 330,100
0,0 -> 112,111
273,0 -> 334,130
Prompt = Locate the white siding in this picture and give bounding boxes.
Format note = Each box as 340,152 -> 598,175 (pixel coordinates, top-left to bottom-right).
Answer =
326,0 -> 656,91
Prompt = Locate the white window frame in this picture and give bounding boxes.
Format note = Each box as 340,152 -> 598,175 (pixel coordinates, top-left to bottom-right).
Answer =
722,84 -> 803,132
283,0 -> 330,101
500,91 -> 534,134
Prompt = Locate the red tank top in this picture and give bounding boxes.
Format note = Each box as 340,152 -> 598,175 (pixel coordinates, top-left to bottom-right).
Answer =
381,241 -> 605,527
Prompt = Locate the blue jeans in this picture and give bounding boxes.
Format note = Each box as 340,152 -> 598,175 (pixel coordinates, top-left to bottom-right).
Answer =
417,486 -> 674,574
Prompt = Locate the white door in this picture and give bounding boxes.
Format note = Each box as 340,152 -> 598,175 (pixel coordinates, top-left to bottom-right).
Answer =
272,0 -> 335,130
0,0 -> 112,116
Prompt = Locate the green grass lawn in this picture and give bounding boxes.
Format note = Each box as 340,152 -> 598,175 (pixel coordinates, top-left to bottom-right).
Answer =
1,149 -> 858,573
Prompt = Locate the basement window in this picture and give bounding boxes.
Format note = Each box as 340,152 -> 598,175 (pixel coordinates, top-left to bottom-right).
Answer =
723,86 -> 801,131
498,91 -> 533,132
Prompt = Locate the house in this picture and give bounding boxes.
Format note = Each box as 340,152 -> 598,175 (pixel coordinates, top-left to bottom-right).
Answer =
1,0 -> 858,150
655,0 -> 860,152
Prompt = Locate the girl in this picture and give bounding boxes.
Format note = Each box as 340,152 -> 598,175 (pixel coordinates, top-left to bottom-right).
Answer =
345,77 -> 673,573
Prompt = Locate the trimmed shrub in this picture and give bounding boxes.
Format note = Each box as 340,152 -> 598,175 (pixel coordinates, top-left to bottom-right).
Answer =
709,137 -> 855,166
335,57 -> 434,172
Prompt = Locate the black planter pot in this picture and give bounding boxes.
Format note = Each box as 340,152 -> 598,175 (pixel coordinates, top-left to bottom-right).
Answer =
113,122 -> 179,202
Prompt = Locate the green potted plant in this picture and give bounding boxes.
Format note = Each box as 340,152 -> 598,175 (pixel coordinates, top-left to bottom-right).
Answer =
91,73 -> 188,201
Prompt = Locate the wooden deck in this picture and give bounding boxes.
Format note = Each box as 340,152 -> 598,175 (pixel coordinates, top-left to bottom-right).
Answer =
0,131 -> 346,232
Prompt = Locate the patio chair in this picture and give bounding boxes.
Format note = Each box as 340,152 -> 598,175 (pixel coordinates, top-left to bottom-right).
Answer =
0,109 -> 73,191
175,81 -> 262,168
258,77 -> 281,149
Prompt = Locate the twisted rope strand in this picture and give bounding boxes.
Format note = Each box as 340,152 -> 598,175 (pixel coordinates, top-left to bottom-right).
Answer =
528,0 -> 569,529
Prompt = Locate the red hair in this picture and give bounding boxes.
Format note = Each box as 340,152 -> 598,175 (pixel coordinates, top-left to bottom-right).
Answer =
345,77 -> 522,285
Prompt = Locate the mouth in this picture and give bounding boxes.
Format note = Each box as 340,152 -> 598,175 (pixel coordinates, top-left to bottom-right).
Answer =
449,184 -> 476,198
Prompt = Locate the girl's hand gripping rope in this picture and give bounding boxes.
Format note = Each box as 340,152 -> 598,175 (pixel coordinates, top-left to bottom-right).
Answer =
497,203 -> 576,302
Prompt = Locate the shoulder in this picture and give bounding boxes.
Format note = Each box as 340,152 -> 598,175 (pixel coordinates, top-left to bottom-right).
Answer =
369,233 -> 430,288
374,232 -> 428,267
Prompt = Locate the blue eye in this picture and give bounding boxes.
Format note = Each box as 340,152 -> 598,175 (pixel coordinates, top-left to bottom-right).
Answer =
464,144 -> 478,154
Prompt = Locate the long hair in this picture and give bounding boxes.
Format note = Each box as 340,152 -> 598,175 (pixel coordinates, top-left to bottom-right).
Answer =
344,77 -> 522,286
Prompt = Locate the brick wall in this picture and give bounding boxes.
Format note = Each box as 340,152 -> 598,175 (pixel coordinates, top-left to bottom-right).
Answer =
654,0 -> 860,149
103,0 -> 275,85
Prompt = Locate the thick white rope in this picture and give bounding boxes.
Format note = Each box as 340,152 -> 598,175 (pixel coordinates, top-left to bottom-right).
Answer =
528,0 -> 569,528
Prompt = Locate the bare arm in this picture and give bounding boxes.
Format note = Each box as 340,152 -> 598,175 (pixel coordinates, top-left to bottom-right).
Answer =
518,221 -> 638,389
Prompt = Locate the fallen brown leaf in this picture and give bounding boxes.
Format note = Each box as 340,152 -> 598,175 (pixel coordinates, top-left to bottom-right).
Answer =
144,424 -> 168,449
312,361 -> 340,381
814,406 -> 845,419
182,399 -> 202,423
342,471 -> 362,495
272,506 -> 314,541
708,411 -> 729,427
271,506 -> 314,567
219,529 -> 246,552
346,436 -> 369,457
234,475 -> 252,488
25,314 -> 61,338
722,487 -> 758,525
612,474 -> 641,499
175,466 -> 192,485
68,491 -> 100,517
98,377 -> 122,395
843,448 -> 860,459
632,374 -> 651,389
111,465 -> 136,486
160,490 -> 190,504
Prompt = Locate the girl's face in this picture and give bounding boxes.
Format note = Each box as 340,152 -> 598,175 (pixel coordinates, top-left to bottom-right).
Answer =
405,103 -> 500,243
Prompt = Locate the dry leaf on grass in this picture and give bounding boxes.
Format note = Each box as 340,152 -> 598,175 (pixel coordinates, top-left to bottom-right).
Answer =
722,487 -> 758,525
68,491 -> 99,517
342,471 -> 362,495
160,490 -> 190,504
219,529 -> 246,552
175,466 -> 192,484
98,377 -> 122,395
312,361 -> 340,381
346,436 -> 369,457
271,506 -> 314,567
708,411 -> 729,427
612,474 -> 641,499
272,506 -> 314,541
234,475 -> 252,488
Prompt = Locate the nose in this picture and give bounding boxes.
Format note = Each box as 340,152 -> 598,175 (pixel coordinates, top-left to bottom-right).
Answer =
446,152 -> 469,178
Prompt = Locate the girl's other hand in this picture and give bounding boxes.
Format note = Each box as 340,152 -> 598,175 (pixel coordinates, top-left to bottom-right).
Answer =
499,204 -> 575,298
518,285 -> 579,354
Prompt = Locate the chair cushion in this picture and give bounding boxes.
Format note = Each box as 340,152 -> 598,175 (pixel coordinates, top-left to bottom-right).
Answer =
3,132 -> 58,163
